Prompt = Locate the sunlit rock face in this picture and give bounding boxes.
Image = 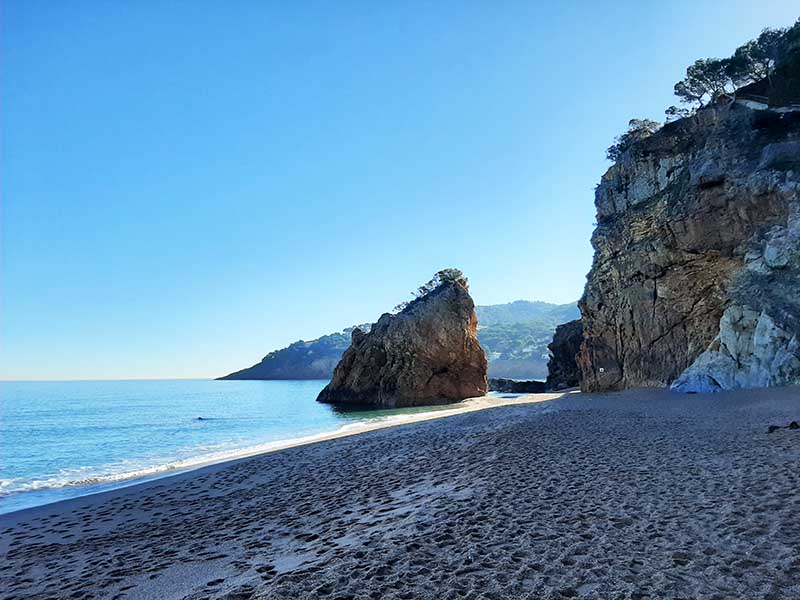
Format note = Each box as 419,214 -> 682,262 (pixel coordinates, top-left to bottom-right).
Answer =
671,204 -> 800,392
317,279 -> 488,408
579,103 -> 800,393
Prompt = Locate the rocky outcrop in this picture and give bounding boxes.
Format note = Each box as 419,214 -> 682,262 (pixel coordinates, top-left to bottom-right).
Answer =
545,319 -> 583,390
671,306 -> 800,392
488,378 -> 546,394
317,278 -> 488,407
671,202 -> 800,392
317,279 -> 488,408
580,100 -> 800,392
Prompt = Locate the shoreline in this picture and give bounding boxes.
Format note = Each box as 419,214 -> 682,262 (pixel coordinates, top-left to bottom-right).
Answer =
0,391 -> 568,523
3,385 -> 798,600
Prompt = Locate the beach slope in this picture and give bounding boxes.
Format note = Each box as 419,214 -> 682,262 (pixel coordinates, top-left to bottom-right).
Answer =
2,387 -> 799,599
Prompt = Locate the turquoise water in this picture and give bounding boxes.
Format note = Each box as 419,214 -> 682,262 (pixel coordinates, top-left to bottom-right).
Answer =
0,379 -> 460,514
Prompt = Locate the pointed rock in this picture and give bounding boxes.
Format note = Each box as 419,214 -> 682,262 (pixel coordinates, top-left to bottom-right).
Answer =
317,276 -> 488,408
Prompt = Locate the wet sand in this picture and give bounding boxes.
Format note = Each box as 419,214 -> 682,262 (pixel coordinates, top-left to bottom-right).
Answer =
1,387 -> 799,600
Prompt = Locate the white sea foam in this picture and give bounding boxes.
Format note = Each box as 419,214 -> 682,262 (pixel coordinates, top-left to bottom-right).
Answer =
0,410 -> 447,497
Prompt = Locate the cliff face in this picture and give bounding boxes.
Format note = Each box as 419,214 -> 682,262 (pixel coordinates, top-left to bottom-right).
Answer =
317,280 -> 488,407
580,103 -> 800,392
546,319 -> 583,390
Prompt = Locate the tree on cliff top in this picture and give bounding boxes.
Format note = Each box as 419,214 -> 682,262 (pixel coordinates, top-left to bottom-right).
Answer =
672,58 -> 745,107
671,20 -> 800,112
393,268 -> 467,313
608,19 -> 800,159
416,268 -> 466,297
730,29 -> 789,85
606,119 -> 661,162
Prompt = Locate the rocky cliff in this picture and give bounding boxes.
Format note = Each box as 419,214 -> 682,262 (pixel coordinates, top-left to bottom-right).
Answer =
546,319 -> 583,390
317,278 -> 488,407
579,100 -> 800,392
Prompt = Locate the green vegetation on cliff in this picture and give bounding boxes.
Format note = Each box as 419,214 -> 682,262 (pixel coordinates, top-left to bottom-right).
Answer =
219,329 -> 357,380
608,20 -> 800,162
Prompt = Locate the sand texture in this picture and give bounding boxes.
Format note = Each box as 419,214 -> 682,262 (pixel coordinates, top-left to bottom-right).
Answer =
2,387 -> 800,600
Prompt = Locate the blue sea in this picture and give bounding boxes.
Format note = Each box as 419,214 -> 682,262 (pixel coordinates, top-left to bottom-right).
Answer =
0,379 -> 460,514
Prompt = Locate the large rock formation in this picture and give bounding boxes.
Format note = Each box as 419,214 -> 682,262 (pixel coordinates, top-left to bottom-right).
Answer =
546,319 -> 583,390
579,100 -> 800,392
317,277 -> 488,407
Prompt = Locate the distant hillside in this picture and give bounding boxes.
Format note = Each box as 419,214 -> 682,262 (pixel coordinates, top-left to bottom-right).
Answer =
477,301 -> 580,379
220,326 -> 369,380
476,300 -> 578,328
219,301 -> 578,381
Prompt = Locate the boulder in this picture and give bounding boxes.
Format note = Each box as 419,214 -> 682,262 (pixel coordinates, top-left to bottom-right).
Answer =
317,276 -> 488,407
671,306 -> 800,393
545,319 -> 583,390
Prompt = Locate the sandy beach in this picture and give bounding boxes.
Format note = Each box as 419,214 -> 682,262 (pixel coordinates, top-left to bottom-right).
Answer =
2,387 -> 799,600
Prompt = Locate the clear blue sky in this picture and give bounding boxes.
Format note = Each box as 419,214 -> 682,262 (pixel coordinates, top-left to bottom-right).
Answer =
2,2 -> 797,380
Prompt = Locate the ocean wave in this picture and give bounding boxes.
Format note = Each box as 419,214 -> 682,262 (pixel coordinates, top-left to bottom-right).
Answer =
0,410 -> 446,497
